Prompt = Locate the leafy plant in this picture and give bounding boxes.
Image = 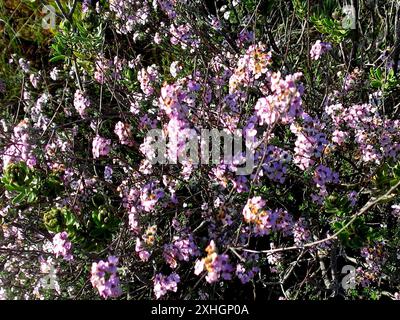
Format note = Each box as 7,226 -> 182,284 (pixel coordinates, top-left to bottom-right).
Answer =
1,162 -> 40,204
310,14 -> 349,43
369,67 -> 400,92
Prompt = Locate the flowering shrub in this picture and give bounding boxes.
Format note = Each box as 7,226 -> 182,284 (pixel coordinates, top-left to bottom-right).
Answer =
1,0 -> 400,301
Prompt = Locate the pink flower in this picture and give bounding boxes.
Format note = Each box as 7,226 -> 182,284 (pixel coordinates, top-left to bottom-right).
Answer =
52,231 -> 73,261
163,236 -> 198,268
2,119 -> 37,169
92,135 -> 111,158
158,0 -> 177,19
255,97 -> 279,126
114,121 -> 134,146
135,238 -> 150,262
332,130 -> 347,145
310,40 -> 332,60
90,256 -> 122,299
194,241 -> 234,283
29,74 -> 39,88
138,65 -> 159,96
154,32 -> 162,44
73,90 -> 90,118
140,182 -> 165,212
153,273 -> 180,299
169,24 -> 200,51
293,218 -> 311,245
242,196 -> 265,223
194,259 -> 205,275
391,205 -> 400,218
170,61 -> 182,78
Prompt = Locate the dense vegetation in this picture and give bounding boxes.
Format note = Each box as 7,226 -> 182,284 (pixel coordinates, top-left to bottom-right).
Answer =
1,0 -> 400,300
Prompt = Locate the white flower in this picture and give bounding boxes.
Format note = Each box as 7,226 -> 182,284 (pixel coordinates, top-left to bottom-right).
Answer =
170,61 -> 182,78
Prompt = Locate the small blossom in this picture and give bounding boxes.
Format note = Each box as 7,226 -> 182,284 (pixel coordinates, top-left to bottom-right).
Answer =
170,61 -> 182,78
310,40 -> 332,60
154,273 -> 180,299
114,121 -> 134,146
52,231 -> 73,261
92,135 -> 111,158
90,256 -> 122,299
74,90 -> 90,118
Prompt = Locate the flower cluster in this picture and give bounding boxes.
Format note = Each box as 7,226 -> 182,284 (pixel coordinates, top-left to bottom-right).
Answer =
73,89 -> 90,118
242,196 -> 265,223
194,241 -> 234,283
236,263 -> 260,284
90,256 -> 122,299
312,165 -> 339,203
170,24 -> 200,52
92,135 -> 111,159
138,65 -> 159,96
3,0 -> 400,301
29,93 -> 51,131
153,273 -> 180,299
163,235 -> 198,268
293,218 -> 311,246
291,118 -> 328,170
158,0 -> 178,19
310,40 -> 332,60
114,121 -> 134,146
135,237 -> 151,262
2,119 -> 36,170
260,145 -> 291,183
342,68 -> 363,92
391,204 -> 400,218
324,103 -> 400,164
242,197 -> 293,236
52,231 -> 73,261
109,0 -> 151,35
140,182 -> 165,212
255,71 -> 304,126
94,56 -> 124,84
357,242 -> 387,287
229,43 -> 272,93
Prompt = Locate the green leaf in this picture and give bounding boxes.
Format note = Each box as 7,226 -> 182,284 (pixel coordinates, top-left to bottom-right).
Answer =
49,55 -> 67,63
27,191 -> 37,203
11,192 -> 27,205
